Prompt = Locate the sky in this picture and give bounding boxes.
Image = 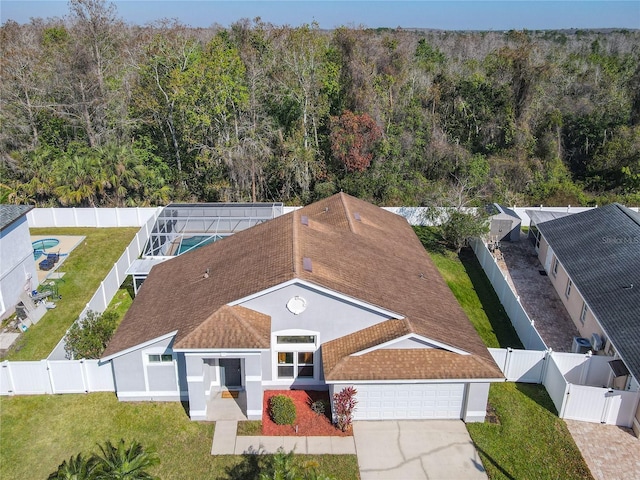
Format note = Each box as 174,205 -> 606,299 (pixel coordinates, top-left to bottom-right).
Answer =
1,0 -> 639,30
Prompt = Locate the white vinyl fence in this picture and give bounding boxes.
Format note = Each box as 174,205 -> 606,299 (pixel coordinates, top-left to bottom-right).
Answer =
470,238 -> 547,350
0,359 -> 114,395
27,207 -> 159,228
47,209 -> 161,360
489,348 -> 640,427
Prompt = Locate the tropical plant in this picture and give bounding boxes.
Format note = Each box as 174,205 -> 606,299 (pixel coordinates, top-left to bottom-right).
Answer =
333,386 -> 357,432
259,448 -> 298,480
47,453 -> 97,480
92,439 -> 159,480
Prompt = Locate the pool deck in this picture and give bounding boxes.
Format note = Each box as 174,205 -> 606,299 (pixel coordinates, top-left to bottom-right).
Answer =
31,235 -> 85,285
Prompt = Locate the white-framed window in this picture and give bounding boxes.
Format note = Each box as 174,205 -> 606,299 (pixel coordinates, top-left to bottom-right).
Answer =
273,330 -> 318,381
147,353 -> 173,363
552,257 -> 559,277
277,351 -> 315,378
580,302 -> 588,325
565,279 -> 572,298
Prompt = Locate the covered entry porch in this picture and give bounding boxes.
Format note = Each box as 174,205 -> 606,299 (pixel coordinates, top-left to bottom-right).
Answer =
182,351 -> 264,420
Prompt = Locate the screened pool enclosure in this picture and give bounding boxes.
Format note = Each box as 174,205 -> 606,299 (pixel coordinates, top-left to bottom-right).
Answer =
128,203 -> 284,294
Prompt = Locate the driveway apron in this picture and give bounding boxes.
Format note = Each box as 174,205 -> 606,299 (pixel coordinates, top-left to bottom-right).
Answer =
353,420 -> 487,480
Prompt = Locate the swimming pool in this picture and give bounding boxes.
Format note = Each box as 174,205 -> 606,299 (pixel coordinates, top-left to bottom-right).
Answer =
33,238 -> 60,260
176,235 -> 222,254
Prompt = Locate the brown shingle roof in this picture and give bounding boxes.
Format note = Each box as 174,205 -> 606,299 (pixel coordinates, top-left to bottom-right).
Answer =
325,349 -> 502,381
103,193 -> 501,380
322,320 -> 501,381
178,305 -> 270,349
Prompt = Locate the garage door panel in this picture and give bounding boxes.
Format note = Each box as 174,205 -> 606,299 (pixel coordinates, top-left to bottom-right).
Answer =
353,383 -> 465,420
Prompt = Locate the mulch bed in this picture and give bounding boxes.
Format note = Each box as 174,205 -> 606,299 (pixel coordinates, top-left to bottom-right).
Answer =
262,390 -> 351,436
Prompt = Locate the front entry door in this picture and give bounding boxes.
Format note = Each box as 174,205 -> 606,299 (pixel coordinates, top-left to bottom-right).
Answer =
220,359 -> 242,388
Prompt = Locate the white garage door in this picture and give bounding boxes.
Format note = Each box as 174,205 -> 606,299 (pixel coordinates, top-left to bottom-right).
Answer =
353,383 -> 465,420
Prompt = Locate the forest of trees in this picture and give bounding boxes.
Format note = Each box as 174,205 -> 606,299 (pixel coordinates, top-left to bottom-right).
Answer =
2,0 -> 639,208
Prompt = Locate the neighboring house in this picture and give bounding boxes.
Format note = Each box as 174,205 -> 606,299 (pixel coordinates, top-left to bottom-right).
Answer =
487,204 -> 521,242
0,205 -> 36,320
102,193 -> 503,422
534,204 -> 640,435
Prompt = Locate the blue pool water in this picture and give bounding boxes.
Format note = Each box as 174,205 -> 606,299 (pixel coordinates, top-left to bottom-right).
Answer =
177,235 -> 222,254
33,238 -> 60,260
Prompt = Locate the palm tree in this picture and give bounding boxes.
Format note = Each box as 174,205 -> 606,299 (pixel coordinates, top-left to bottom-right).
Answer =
52,151 -> 105,207
47,453 -> 97,480
92,439 -> 159,480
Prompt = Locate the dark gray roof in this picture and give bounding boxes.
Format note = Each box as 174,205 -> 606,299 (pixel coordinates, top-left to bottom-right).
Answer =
0,205 -> 33,231
526,210 -> 573,226
536,204 -> 640,380
487,204 -> 521,219
496,204 -> 520,220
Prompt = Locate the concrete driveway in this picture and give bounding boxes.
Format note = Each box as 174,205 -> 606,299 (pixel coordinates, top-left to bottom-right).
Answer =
353,420 -> 487,480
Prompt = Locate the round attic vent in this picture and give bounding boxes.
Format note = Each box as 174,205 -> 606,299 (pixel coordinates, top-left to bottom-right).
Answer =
286,296 -> 307,315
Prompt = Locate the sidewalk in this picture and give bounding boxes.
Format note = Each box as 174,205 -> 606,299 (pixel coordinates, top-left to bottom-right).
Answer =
211,420 -> 356,455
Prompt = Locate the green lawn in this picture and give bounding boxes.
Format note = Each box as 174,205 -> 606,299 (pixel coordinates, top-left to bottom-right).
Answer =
415,226 -> 592,480
0,393 -> 359,479
0,224 -> 589,480
4,227 -> 138,360
466,383 -> 593,480
414,226 -> 522,348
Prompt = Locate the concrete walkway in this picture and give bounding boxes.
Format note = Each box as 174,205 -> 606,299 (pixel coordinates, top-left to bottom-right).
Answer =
211,420 -> 356,455
354,420 -> 487,480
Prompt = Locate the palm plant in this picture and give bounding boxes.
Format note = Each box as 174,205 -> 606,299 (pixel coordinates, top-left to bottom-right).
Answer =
92,439 -> 159,480
47,453 -> 97,480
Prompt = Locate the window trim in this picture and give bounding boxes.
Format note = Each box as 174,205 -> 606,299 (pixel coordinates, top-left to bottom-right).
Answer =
272,329 -> 319,382
580,302 -> 588,325
565,278 -> 572,298
147,353 -> 174,364
552,257 -> 559,277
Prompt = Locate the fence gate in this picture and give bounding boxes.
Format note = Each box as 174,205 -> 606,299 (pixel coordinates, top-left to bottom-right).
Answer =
562,384 -> 639,427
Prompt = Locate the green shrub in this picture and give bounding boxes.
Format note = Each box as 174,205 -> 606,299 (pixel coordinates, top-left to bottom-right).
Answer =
269,395 -> 297,425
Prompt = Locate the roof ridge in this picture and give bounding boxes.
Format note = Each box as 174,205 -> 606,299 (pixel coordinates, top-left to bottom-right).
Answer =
292,209 -> 300,276
339,192 -> 357,234
229,305 -> 268,347
614,203 -> 640,229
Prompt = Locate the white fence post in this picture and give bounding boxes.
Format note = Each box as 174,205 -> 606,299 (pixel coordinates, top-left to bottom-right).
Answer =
559,383 -> 571,418
1,361 -> 15,394
503,347 -> 513,378
579,352 -> 592,384
45,359 -> 56,393
540,349 -> 552,383
81,360 -> 89,392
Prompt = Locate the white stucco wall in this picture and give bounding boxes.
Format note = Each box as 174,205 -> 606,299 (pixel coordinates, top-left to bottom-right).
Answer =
240,281 -> 396,387
110,336 -> 185,401
0,215 -> 38,320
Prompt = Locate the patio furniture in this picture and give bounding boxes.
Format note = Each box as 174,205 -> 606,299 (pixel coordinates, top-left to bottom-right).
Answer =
39,258 -> 54,271
30,290 -> 53,302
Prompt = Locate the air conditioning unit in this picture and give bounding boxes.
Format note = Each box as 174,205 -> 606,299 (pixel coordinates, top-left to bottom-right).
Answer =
572,337 -> 591,354
591,333 -> 603,352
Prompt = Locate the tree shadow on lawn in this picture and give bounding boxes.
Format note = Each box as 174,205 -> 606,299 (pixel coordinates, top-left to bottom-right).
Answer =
221,450 -> 263,480
458,248 -> 524,349
514,383 -> 558,416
